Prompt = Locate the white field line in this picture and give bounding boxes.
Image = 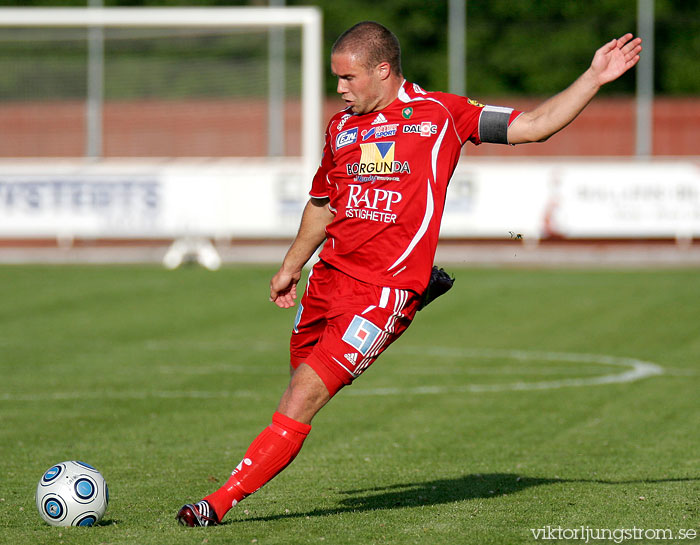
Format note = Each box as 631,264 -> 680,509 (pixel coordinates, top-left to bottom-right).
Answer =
348,347 -> 665,396
0,347 -> 665,402
0,389 -> 263,403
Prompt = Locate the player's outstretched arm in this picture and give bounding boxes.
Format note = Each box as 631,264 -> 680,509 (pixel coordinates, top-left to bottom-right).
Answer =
507,33 -> 642,145
270,197 -> 333,308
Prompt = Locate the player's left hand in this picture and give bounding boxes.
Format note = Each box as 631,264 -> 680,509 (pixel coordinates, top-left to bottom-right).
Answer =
590,33 -> 642,86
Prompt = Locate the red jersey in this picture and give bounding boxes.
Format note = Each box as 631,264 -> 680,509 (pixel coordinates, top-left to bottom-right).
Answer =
310,80 -> 521,294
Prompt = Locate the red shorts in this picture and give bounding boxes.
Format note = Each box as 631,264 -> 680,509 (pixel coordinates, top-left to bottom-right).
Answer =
290,260 -> 421,396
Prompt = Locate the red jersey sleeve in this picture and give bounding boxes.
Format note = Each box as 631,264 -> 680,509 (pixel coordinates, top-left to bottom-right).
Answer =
437,93 -> 483,144
309,123 -> 335,199
432,93 -> 522,145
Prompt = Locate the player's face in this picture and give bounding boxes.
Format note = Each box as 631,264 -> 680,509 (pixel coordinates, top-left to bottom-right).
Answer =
331,52 -> 384,115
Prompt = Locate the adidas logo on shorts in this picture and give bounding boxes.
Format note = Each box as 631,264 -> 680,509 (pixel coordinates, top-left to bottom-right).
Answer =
344,352 -> 358,365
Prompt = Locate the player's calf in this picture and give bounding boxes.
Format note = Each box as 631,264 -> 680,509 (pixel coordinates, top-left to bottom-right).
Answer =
178,412 -> 311,525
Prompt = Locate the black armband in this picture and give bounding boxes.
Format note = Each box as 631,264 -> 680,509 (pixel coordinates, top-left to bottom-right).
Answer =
478,105 -> 514,145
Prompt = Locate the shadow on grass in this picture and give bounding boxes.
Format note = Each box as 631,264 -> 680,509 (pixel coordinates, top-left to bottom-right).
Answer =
239,473 -> 554,523
96,518 -> 121,526
239,473 -> 698,523
336,473 -> 556,510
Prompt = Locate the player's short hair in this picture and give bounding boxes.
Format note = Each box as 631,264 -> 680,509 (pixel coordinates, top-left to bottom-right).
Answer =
332,21 -> 402,76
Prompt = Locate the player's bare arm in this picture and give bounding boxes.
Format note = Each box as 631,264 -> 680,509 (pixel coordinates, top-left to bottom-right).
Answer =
269,197 -> 333,308
507,33 -> 642,144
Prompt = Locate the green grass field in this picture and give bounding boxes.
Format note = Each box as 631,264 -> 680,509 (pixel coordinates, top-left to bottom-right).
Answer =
0,265 -> 697,545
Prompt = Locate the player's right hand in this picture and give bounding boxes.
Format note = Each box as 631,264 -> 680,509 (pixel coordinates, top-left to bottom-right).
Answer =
269,269 -> 300,308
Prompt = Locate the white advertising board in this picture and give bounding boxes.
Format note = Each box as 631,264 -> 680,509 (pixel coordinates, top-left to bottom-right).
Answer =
549,161 -> 700,239
0,159 -> 697,240
442,159 -> 700,240
440,162 -> 551,239
0,160 -> 306,238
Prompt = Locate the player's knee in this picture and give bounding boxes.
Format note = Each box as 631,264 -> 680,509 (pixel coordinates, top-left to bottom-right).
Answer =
277,364 -> 331,423
289,365 -> 329,404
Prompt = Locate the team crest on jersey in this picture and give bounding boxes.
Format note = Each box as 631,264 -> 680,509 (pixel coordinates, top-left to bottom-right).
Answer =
342,316 -> 382,356
402,107 -> 413,119
336,127 -> 358,150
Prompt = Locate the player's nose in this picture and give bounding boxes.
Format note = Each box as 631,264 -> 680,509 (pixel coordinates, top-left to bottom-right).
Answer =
336,78 -> 347,94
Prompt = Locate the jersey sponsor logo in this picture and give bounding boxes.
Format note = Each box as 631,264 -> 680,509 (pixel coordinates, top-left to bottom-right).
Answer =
371,113 -> 388,125
336,127 -> 358,150
336,113 -> 352,131
345,184 -> 402,224
362,141 -> 394,166
403,121 -> 438,137
361,128 -> 375,141
361,123 -> 399,141
345,142 -> 411,176
347,185 -> 402,210
342,316 -> 382,356
354,175 -> 400,183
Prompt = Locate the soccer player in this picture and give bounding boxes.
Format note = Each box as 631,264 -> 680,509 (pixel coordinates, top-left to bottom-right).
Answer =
177,21 -> 641,526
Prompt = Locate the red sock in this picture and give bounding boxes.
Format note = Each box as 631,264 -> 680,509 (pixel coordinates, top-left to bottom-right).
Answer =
204,412 -> 311,521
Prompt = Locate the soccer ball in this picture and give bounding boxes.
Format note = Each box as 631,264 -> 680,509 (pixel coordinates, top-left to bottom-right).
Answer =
35,461 -> 109,527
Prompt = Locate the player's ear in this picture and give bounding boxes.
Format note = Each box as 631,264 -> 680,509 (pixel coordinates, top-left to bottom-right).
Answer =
376,61 -> 391,81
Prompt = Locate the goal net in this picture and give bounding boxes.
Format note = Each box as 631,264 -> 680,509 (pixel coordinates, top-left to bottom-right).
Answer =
0,7 -> 322,163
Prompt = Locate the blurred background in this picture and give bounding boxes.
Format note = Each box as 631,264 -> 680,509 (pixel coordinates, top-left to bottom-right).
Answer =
0,0 -> 698,267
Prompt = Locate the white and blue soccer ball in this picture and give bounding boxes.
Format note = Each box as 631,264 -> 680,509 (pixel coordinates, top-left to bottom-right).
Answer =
35,461 -> 109,527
